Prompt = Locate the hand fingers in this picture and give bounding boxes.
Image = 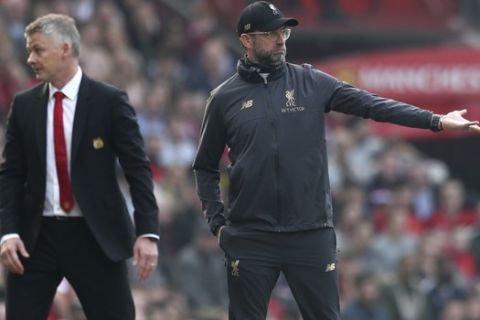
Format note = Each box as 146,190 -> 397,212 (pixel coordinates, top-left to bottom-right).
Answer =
463,121 -> 479,128
138,265 -> 155,280
136,255 -> 157,280
18,242 -> 30,259
468,124 -> 480,134
9,253 -> 25,274
132,244 -> 154,266
12,243 -> 28,273
1,247 -> 24,274
132,238 -> 158,280
1,240 -> 29,274
134,247 -> 158,280
463,122 -> 480,131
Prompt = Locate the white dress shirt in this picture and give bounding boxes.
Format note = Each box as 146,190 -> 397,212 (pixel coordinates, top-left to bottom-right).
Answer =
44,67 -> 83,217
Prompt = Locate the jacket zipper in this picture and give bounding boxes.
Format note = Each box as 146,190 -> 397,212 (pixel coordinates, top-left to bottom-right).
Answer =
263,77 -> 281,228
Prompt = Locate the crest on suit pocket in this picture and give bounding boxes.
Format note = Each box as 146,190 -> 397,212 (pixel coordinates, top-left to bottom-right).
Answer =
92,137 -> 104,150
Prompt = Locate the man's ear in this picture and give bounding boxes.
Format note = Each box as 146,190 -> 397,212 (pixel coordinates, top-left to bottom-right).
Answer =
239,34 -> 252,49
62,41 -> 71,57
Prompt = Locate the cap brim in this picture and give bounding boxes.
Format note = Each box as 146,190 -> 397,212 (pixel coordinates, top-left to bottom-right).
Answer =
260,17 -> 298,32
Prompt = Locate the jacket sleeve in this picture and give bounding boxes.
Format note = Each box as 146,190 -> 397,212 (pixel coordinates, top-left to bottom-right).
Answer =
0,95 -> 26,236
112,91 -> 159,237
192,94 -> 227,235
325,78 -> 437,130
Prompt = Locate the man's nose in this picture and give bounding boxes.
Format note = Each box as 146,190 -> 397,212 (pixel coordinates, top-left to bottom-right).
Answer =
276,36 -> 286,45
27,52 -> 36,65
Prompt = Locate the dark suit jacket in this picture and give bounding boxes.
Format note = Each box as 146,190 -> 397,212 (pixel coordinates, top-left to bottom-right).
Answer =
0,74 -> 159,262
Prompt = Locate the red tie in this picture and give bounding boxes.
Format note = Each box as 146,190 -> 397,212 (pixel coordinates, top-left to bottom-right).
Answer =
53,91 -> 74,212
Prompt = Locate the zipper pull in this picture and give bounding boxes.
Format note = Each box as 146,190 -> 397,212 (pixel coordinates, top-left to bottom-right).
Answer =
259,73 -> 268,85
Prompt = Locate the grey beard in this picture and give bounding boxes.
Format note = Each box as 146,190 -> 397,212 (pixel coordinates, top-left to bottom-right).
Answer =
257,53 -> 285,67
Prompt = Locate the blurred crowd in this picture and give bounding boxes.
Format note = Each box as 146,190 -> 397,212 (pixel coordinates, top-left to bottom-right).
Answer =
1,1 -> 480,320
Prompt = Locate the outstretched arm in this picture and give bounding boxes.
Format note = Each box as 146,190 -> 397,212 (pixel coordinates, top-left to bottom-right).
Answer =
327,79 -> 480,134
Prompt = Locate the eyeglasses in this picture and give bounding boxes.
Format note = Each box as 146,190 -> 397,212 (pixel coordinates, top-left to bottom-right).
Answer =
246,28 -> 291,41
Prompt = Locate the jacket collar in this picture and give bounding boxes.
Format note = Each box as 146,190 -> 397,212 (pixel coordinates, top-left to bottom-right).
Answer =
237,56 -> 286,83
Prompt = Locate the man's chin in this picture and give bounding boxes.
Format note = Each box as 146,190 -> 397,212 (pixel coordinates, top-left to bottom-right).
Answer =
257,53 -> 285,67
271,54 -> 285,66
35,73 -> 47,82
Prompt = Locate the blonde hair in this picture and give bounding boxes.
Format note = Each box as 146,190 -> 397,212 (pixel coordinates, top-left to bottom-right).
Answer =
25,14 -> 80,57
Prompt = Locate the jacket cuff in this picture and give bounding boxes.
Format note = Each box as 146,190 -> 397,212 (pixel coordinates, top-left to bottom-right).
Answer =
209,214 -> 227,236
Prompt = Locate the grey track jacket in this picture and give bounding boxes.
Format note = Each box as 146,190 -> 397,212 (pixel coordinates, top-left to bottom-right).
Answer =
193,58 -> 440,235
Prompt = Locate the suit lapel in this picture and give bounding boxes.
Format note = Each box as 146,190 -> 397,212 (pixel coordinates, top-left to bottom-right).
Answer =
35,83 -> 49,167
71,75 -> 92,162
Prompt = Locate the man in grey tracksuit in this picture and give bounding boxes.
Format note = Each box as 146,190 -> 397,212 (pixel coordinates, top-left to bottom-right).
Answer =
192,2 -> 480,319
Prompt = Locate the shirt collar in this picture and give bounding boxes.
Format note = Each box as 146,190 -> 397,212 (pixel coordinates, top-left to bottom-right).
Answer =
49,67 -> 83,100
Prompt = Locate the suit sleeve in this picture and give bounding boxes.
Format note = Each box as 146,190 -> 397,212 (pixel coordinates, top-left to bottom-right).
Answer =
111,91 -> 159,237
192,94 -> 227,235
0,96 -> 26,236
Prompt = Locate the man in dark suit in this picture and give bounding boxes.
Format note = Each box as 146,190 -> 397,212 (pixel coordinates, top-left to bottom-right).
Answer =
0,14 -> 160,319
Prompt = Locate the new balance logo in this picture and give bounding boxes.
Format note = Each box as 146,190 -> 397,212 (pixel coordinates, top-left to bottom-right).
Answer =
241,99 -> 253,110
325,263 -> 336,272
